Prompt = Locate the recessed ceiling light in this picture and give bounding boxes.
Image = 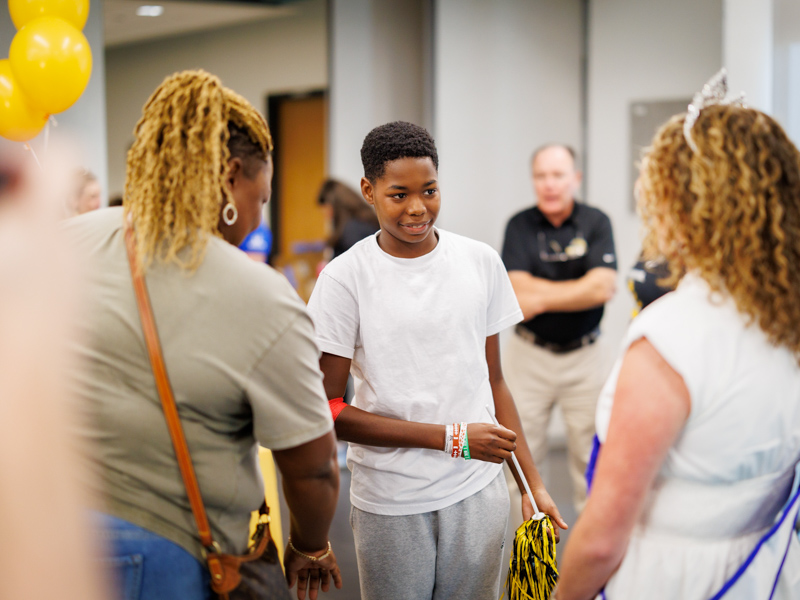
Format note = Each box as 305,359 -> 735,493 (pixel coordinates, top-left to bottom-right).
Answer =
136,5 -> 164,17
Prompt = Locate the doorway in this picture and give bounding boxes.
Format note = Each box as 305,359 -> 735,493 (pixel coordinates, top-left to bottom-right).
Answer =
267,91 -> 327,302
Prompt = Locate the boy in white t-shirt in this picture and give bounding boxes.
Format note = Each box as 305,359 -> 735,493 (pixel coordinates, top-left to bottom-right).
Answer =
307,121 -> 567,600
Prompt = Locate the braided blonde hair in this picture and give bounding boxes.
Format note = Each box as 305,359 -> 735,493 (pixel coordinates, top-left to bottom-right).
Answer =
124,70 -> 272,272
638,105 -> 800,360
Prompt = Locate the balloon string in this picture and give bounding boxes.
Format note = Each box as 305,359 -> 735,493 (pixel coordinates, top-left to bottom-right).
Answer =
23,144 -> 43,171
43,116 -> 56,154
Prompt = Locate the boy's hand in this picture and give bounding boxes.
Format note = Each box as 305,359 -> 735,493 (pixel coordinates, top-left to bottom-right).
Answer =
522,488 -> 569,543
465,423 -> 516,463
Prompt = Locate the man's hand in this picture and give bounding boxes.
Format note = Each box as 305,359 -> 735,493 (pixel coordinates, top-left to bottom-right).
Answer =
509,267 -> 617,319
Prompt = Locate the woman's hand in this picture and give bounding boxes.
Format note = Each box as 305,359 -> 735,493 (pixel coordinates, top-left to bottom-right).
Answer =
522,488 -> 568,543
273,433 -> 340,599
284,542 -> 343,600
465,423 -> 517,463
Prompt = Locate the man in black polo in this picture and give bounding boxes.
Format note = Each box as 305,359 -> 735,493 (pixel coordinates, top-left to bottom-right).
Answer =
501,143 -> 616,513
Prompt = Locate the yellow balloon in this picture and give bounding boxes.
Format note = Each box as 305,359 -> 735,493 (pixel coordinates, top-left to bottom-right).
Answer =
9,16 -> 93,115
0,60 -> 48,142
9,0 -> 89,30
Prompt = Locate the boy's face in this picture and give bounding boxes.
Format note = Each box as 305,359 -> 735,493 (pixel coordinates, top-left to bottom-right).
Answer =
361,156 -> 440,258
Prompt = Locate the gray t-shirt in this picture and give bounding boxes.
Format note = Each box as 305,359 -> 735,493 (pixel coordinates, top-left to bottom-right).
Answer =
65,207 -> 333,560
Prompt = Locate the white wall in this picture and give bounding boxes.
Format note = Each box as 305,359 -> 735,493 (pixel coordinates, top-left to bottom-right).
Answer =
723,0 -> 774,112
773,0 -> 800,144
328,0 -> 373,189
784,45 -> 800,144
328,0 -> 430,191
0,0 -> 107,195
103,0 -> 785,359
105,0 -> 327,197
586,0 -> 723,352
434,0 -> 584,252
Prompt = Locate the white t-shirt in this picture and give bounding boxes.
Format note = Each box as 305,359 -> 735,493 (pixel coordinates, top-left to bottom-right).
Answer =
307,229 -> 523,515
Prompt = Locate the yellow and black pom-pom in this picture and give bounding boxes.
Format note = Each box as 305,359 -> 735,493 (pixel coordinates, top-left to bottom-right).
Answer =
503,515 -> 559,600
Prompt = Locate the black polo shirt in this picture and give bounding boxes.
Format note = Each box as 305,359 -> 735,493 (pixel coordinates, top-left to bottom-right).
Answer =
501,202 -> 617,345
628,257 -> 673,314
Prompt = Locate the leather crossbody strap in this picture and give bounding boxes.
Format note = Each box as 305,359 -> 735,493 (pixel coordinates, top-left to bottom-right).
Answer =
124,226 -> 216,551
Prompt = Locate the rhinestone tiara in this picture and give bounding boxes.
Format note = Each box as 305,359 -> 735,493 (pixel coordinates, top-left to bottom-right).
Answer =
683,68 -> 746,154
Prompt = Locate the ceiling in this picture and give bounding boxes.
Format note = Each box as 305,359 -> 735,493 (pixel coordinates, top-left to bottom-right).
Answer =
103,0 -> 296,47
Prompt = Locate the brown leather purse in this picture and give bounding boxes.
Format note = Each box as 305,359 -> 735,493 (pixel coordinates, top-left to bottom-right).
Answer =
125,226 -> 292,600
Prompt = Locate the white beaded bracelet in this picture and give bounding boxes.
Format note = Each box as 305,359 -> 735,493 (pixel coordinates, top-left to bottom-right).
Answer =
444,424 -> 454,455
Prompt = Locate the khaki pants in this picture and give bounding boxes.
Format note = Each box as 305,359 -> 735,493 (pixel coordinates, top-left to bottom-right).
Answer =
502,331 -> 608,515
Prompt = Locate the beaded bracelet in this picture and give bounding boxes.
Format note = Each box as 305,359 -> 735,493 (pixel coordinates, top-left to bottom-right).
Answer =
451,422 -> 462,458
457,422 -> 467,458
287,538 -> 332,562
444,422 -> 470,458
444,424 -> 454,455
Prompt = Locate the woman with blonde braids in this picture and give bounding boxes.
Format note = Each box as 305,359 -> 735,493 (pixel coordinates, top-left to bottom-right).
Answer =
555,78 -> 800,600
66,70 -> 342,600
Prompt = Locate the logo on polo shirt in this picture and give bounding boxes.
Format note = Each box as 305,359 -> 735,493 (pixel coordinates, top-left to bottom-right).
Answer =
565,237 -> 587,258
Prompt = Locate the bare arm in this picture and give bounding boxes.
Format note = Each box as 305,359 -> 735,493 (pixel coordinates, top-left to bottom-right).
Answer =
486,334 -> 568,536
273,432 -> 339,553
319,352 -> 516,462
555,338 -> 690,600
273,431 -> 342,599
509,267 -> 616,321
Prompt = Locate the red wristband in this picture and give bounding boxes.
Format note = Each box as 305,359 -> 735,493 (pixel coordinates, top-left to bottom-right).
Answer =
328,397 -> 347,421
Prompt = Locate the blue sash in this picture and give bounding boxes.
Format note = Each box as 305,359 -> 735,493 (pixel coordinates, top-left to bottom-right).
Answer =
585,435 -> 800,600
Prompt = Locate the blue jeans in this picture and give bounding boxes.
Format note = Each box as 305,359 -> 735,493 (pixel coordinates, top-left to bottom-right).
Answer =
93,512 -> 212,600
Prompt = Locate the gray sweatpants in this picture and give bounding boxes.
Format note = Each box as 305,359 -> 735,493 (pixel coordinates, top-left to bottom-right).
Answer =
350,472 -> 510,600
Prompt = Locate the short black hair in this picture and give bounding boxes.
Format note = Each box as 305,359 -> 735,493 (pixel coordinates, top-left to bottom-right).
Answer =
361,121 -> 438,182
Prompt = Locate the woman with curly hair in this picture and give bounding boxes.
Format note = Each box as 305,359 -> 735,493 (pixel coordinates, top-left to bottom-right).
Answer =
555,79 -> 800,599
66,70 -> 342,599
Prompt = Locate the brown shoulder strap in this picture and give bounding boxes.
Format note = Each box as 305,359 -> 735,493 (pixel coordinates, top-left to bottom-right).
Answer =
124,226 -> 216,551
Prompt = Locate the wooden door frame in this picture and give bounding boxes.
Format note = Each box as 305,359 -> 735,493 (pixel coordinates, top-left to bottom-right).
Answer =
265,89 -> 327,265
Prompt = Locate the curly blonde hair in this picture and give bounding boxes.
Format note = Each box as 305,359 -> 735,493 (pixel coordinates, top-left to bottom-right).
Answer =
124,70 -> 273,272
638,104 -> 800,359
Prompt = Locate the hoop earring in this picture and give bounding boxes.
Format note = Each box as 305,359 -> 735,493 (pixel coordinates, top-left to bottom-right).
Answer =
222,202 -> 238,226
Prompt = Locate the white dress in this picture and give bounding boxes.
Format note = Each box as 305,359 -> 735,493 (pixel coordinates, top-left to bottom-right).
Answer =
594,274 -> 800,599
